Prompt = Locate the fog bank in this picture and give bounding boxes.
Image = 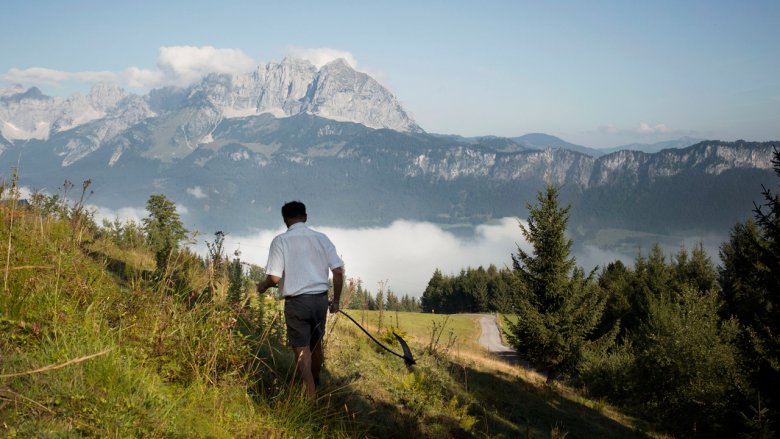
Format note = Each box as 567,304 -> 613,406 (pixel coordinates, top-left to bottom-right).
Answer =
89,203 -> 727,297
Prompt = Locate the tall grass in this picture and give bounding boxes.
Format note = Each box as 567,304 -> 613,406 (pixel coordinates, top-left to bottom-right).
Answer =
1,185 -> 659,438
0,196 -> 352,437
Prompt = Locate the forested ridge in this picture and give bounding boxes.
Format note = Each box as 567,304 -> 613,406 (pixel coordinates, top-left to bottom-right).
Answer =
421,148 -> 780,437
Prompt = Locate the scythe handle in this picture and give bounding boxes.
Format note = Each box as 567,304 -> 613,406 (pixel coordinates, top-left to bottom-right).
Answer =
338,309 -> 415,366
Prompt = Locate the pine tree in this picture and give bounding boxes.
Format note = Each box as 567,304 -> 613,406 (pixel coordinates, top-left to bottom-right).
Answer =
227,250 -> 243,305
719,146 -> 780,425
421,269 -> 446,313
506,184 -> 606,382
632,287 -> 743,435
142,194 -> 187,277
671,242 -> 717,295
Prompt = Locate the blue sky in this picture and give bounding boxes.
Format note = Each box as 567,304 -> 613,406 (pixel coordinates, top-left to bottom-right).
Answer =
1,0 -> 778,147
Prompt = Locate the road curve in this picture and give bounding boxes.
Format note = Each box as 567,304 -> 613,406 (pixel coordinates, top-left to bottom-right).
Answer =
478,315 -> 521,364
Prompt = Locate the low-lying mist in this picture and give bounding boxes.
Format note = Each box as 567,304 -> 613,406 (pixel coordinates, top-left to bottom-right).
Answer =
218,218 -> 531,296
91,203 -> 728,297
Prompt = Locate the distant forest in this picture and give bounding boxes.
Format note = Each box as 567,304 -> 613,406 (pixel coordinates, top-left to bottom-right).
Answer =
419,147 -> 780,437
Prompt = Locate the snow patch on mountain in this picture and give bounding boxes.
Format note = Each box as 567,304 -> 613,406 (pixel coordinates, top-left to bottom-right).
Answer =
1,57 -> 420,165
0,82 -> 127,141
59,94 -> 154,166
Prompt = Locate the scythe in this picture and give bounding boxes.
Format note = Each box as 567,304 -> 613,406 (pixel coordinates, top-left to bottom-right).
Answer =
338,309 -> 416,367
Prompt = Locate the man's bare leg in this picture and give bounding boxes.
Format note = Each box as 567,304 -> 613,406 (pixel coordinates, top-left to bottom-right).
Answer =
293,346 -> 316,398
311,341 -> 324,387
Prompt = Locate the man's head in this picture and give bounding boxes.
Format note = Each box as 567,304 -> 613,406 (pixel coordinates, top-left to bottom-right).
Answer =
282,201 -> 307,226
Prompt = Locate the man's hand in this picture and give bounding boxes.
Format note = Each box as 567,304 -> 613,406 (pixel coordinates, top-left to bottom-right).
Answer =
330,266 -> 344,314
257,275 -> 281,295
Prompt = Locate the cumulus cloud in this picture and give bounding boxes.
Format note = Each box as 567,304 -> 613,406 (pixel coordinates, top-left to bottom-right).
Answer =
155,46 -> 256,86
89,202 -> 189,225
284,47 -> 359,69
595,121 -> 677,138
123,66 -> 165,89
3,45 -> 257,90
637,121 -> 669,135
3,45 -> 371,92
4,67 -> 119,88
186,186 -> 207,199
89,204 -> 147,224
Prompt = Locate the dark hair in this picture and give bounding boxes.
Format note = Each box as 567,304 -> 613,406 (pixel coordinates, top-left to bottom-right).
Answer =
281,201 -> 307,220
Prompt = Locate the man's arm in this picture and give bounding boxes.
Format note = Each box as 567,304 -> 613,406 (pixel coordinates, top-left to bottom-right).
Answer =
257,274 -> 281,295
329,266 -> 344,313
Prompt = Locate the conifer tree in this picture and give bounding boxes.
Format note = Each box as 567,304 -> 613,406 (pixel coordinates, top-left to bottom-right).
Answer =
719,146 -> 780,424
143,194 -> 188,276
421,269 -> 446,313
634,287 -> 743,435
506,184 -> 606,382
227,250 -> 243,305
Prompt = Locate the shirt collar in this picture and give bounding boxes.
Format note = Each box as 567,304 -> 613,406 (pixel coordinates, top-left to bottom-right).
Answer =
287,222 -> 308,231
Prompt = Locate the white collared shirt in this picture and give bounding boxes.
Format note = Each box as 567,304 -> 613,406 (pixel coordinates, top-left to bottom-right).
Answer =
265,222 -> 344,298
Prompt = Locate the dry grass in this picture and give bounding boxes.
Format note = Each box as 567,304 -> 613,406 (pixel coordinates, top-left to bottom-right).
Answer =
335,310 -> 652,437
0,348 -> 113,379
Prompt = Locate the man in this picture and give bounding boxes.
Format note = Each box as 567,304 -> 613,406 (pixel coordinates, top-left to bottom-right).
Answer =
256,201 -> 344,398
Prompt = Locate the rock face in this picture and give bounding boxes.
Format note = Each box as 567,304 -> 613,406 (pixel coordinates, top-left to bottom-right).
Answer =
0,58 -> 420,165
0,83 -> 128,141
301,59 -> 418,132
0,60 -> 776,236
403,140 -> 773,187
0,59 -> 416,142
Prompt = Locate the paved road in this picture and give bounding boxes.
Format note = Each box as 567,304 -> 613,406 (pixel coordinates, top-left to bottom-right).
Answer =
478,315 -> 521,364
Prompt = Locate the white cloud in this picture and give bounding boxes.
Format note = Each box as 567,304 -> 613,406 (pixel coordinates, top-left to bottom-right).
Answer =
597,124 -> 619,134
4,67 -> 119,88
155,46 -> 256,86
3,45 -> 257,90
186,186 -> 207,199
637,122 -> 669,135
89,204 -> 147,224
90,202 -> 189,225
2,186 -> 40,201
3,45 -> 375,92
284,46 -> 359,69
596,122 -> 672,136
203,218 -> 531,296
123,66 -> 165,89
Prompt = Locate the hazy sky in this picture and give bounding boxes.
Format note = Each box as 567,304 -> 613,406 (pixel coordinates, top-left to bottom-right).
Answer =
2,0 -> 778,147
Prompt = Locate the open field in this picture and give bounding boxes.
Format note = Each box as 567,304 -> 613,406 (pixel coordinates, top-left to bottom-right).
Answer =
336,310 -> 484,355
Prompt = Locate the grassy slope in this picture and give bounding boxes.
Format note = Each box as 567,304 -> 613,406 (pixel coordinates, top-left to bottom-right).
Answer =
1,204 -> 655,438
332,311 -> 657,438
0,207 -> 341,437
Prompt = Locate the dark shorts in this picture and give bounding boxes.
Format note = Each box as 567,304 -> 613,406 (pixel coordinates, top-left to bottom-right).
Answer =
283,292 -> 328,348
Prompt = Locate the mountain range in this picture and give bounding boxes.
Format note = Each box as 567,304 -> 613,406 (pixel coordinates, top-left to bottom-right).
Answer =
0,58 -> 776,248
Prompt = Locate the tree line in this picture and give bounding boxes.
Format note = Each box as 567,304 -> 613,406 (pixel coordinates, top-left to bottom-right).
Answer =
421,266 -> 514,314
345,279 -> 422,313
420,147 -> 780,437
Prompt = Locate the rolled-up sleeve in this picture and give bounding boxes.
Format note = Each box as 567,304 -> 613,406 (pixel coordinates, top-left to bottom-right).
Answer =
323,237 -> 344,270
265,237 -> 285,277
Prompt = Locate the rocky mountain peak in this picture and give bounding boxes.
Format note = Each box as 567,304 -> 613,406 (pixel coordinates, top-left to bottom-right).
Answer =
87,82 -> 127,111
1,86 -> 46,103
0,56 -> 420,148
0,84 -> 26,97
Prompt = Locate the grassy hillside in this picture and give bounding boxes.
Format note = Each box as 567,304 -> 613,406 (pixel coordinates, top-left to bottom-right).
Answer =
0,189 -> 657,438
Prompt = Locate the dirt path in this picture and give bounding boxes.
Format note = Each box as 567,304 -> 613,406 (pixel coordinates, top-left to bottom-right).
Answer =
477,315 -> 521,364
